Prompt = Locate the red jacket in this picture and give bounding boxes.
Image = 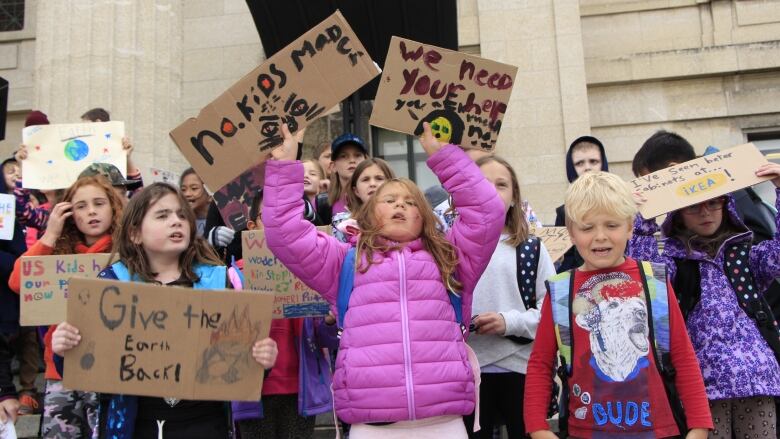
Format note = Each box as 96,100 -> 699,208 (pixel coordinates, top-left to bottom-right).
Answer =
8,235 -> 112,380
524,258 -> 713,438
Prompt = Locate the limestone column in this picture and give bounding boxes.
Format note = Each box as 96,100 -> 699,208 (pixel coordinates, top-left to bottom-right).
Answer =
475,0 -> 591,223
34,0 -> 182,171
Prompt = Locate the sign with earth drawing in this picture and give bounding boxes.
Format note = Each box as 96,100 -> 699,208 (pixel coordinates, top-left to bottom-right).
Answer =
21,122 -> 127,190
370,36 -> 518,151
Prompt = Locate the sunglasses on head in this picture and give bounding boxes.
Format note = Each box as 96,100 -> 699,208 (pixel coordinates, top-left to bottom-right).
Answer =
681,197 -> 726,215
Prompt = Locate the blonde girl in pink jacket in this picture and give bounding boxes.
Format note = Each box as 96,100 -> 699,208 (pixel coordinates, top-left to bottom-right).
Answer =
263,123 -> 505,438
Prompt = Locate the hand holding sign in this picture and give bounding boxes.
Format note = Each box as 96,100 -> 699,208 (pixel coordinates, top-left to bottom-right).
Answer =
270,124 -> 299,161
755,162 -> 780,187
419,122 -> 446,157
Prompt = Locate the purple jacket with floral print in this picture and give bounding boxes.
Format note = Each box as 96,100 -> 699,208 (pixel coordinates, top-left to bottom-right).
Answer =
627,188 -> 780,400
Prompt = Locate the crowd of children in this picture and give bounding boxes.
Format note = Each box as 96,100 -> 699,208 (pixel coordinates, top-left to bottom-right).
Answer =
1,105 -> 779,439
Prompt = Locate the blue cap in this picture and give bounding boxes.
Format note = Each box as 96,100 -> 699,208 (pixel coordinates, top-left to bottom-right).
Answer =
331,133 -> 368,157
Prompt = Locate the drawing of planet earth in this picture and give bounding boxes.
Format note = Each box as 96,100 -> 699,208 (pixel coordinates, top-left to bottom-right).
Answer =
63,139 -> 89,161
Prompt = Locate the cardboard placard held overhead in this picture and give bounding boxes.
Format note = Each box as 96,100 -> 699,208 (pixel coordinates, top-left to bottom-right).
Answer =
0,194 -> 14,240
214,164 -> 265,231
19,253 -> 111,326
63,278 -> 274,401
242,230 -> 330,318
170,11 -> 380,192
531,227 -> 573,263
21,122 -> 127,190
370,36 -> 518,151
630,143 -> 771,218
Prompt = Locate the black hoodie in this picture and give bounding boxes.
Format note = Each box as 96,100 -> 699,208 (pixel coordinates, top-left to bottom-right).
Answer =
554,136 -> 609,272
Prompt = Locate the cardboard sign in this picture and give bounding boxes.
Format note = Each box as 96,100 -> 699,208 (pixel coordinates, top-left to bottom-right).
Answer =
170,11 -> 380,191
140,166 -> 180,187
214,164 -> 265,231
370,36 -> 518,151
63,277 -> 274,401
531,227 -> 573,262
19,253 -> 111,326
21,122 -> 127,189
0,194 -> 14,240
630,143 -> 771,218
242,230 -> 330,318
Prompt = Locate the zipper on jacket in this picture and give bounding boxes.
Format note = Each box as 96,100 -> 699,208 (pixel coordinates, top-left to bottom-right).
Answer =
398,250 -> 416,420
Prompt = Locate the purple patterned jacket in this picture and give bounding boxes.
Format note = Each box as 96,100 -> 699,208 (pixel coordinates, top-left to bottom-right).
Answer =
627,189 -> 780,400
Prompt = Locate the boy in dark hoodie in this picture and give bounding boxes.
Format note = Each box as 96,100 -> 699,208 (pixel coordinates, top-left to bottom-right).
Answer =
554,136 -> 609,272
0,157 -> 38,415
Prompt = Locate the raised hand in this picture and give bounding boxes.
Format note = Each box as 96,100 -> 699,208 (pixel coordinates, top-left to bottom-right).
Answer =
270,124 -> 300,161
419,122 -> 447,157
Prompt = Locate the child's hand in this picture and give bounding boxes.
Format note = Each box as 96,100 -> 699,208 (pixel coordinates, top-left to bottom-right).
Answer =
529,430 -> 559,439
122,137 -> 134,157
685,428 -> 709,439
419,122 -> 446,157
324,311 -> 336,326
40,202 -> 73,247
473,312 -> 506,335
252,337 -> 278,369
52,322 -> 81,356
270,124 -> 299,161
14,144 -> 28,161
632,191 -> 647,206
293,127 -> 306,144
755,162 -> 780,187
0,398 -> 19,424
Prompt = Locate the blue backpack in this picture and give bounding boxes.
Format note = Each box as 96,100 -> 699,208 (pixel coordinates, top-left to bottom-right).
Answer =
335,247 -> 465,335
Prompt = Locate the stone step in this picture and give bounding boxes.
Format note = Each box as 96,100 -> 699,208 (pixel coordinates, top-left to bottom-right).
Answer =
14,414 -> 41,439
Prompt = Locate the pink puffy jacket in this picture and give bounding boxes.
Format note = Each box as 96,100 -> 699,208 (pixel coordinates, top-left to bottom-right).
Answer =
262,145 -> 504,424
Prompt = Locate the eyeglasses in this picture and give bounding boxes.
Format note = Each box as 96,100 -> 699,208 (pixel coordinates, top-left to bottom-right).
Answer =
681,197 -> 726,215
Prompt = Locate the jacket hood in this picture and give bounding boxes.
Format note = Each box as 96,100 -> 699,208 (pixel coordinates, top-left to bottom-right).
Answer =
565,136 -> 609,183
660,194 -> 751,260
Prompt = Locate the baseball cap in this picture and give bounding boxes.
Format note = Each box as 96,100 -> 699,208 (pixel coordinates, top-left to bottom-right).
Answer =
79,163 -> 142,190
331,133 -> 368,157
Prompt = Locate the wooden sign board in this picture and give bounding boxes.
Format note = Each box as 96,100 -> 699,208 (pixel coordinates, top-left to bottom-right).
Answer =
19,253 -> 111,326
242,229 -> 330,318
21,122 -> 127,190
371,36 -> 517,151
170,10 -> 380,191
630,143 -> 771,218
63,278 -> 274,401
531,227 -> 572,262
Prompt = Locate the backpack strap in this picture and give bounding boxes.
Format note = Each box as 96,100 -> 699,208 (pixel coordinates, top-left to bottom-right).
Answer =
671,257 -> 702,320
545,270 -> 575,437
546,271 -> 575,375
336,247 -> 357,334
725,242 -> 780,365
516,236 -> 541,310
336,246 -> 466,338
638,260 -> 688,434
507,236 -> 542,345
315,193 -> 332,226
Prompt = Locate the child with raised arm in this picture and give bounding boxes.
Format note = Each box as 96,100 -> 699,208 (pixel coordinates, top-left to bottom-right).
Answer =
263,123 -> 505,437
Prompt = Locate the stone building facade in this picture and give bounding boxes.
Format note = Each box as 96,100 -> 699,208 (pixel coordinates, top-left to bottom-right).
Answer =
1,0 -> 779,223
